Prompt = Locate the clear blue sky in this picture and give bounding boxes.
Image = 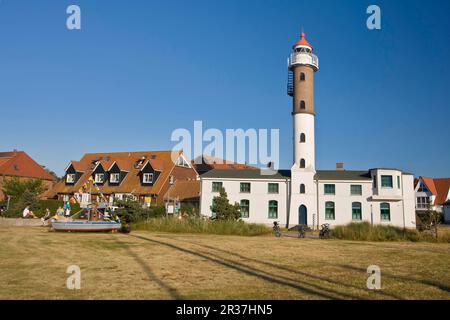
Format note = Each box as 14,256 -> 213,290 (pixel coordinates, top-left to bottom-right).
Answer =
0,0 -> 449,177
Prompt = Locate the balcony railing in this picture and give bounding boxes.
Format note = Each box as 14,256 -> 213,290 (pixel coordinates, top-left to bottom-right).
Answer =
288,52 -> 319,70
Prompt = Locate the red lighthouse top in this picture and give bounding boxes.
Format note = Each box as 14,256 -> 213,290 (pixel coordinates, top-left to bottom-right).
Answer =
293,32 -> 313,50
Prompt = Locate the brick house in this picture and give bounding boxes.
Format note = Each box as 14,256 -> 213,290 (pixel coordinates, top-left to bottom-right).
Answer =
49,150 -> 198,206
0,150 -> 57,201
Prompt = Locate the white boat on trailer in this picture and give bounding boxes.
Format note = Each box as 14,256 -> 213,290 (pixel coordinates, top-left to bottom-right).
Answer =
52,220 -> 121,232
51,205 -> 122,232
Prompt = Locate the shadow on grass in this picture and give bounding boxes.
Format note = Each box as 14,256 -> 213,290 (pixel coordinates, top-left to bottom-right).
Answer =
162,236 -> 404,300
129,234 -> 363,300
114,237 -> 182,299
335,264 -> 450,294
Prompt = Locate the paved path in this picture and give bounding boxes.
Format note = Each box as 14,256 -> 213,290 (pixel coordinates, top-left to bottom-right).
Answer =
0,217 -> 42,226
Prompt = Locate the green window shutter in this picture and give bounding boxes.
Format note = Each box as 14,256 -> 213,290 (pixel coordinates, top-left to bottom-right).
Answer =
324,184 -> 335,195
352,202 -> 362,220
240,200 -> 250,218
350,185 -> 362,195
381,175 -> 393,188
268,201 -> 278,219
268,183 -> 279,194
380,203 -> 390,221
240,183 -> 251,193
212,182 -> 223,192
325,201 -> 335,220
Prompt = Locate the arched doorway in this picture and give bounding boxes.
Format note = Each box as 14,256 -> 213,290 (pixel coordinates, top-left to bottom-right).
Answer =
299,205 -> 307,225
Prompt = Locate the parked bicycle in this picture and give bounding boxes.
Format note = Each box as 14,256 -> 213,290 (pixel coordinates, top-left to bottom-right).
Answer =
319,223 -> 331,239
298,225 -> 306,238
272,221 -> 282,238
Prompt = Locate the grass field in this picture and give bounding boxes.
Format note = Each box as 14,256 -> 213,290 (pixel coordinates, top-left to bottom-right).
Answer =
0,226 -> 449,300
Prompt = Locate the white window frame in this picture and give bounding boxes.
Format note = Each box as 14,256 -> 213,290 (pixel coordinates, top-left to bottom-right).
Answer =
94,173 -> 104,183
66,174 -> 76,183
143,173 -> 153,183
110,173 -> 120,183
169,175 -> 174,185
176,156 -> 190,168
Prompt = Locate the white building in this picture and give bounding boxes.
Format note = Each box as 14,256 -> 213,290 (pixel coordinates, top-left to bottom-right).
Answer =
414,176 -> 450,223
200,32 -> 417,229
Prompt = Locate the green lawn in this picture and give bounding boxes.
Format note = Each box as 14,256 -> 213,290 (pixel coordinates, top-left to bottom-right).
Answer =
0,225 -> 449,299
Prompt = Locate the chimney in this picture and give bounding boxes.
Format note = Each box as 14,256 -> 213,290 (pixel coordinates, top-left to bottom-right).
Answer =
336,162 -> 344,171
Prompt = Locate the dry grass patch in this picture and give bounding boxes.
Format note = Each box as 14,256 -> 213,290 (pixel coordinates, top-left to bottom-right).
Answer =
0,226 -> 449,299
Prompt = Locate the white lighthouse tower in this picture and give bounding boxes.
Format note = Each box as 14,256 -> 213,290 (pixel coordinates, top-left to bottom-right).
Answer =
287,32 -> 319,228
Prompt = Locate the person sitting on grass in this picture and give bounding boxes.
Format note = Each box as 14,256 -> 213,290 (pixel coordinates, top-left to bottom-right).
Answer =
41,208 -> 52,225
22,206 -> 37,219
56,206 -> 64,217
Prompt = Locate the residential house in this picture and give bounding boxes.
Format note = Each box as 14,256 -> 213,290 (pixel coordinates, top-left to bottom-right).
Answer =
49,150 -> 198,206
0,150 -> 56,201
414,176 -> 450,217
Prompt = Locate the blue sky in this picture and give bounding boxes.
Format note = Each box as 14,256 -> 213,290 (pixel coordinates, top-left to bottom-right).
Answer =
0,0 -> 449,177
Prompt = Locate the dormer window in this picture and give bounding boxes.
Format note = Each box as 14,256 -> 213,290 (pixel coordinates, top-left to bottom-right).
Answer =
176,156 -> 190,168
110,173 -> 120,183
143,173 -> 153,184
66,174 -> 76,183
94,173 -> 104,183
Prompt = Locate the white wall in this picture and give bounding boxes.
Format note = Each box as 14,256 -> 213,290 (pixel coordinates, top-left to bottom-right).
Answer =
289,169 -> 317,228
200,178 -> 289,225
316,180 -> 373,227
293,113 -> 315,169
444,204 -> 450,224
200,172 -> 417,229
315,174 -> 416,229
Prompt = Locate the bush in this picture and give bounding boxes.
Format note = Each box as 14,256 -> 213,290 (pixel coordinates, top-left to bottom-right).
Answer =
134,217 -> 270,236
2,199 -> 81,218
115,200 -> 165,222
330,222 -> 450,243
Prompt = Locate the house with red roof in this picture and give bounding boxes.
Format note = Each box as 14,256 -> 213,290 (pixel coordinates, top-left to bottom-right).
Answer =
414,176 -> 450,220
48,150 -> 198,206
0,150 -> 57,201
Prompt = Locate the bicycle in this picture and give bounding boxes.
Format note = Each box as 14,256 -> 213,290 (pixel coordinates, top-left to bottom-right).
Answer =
319,223 -> 331,239
272,221 -> 282,238
298,225 -> 306,238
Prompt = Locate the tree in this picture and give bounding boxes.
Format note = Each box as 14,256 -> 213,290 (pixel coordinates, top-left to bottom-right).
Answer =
2,177 -> 47,199
210,187 -> 241,220
417,204 -> 442,241
1,177 -> 47,217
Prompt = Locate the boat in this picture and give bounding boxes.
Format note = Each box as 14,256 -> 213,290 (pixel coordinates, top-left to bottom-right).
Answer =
51,206 -> 122,232
52,219 -> 121,232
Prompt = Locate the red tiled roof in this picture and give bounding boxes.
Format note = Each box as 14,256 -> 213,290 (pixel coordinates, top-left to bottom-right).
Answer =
50,150 -> 190,196
420,176 -> 437,195
293,32 -> 313,49
433,178 -> 450,205
112,159 -> 132,172
0,151 -> 55,181
193,155 -> 258,172
164,180 -> 200,201
419,176 -> 450,205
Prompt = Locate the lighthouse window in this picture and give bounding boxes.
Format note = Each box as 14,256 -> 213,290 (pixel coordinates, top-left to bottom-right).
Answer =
300,73 -> 305,81
300,159 -> 306,168
300,184 -> 306,194
300,101 -> 306,109
300,133 -> 306,143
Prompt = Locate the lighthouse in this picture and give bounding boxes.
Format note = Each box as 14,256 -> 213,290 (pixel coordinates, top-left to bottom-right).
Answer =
288,32 -> 319,227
